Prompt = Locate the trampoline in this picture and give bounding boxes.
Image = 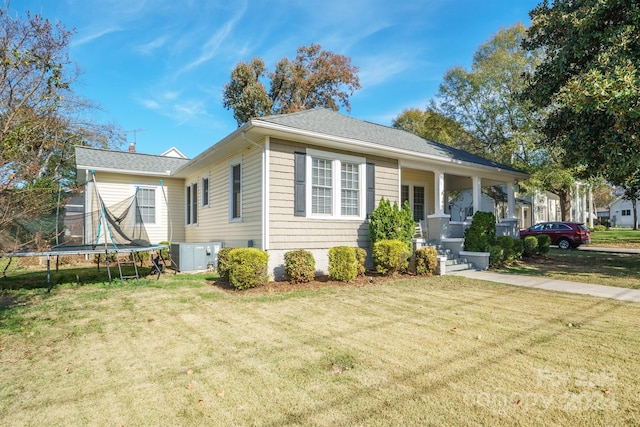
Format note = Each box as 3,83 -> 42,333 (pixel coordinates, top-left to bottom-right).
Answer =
0,171 -> 175,291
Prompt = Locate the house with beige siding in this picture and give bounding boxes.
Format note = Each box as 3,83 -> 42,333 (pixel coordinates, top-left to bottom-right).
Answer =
75,108 -> 529,278
75,145 -> 190,245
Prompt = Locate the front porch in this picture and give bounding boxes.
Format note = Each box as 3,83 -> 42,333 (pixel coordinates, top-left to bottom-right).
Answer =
400,162 -> 525,272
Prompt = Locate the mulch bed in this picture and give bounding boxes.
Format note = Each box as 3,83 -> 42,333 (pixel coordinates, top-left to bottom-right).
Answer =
211,272 -> 403,294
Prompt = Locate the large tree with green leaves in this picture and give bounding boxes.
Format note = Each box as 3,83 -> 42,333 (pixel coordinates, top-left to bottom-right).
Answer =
391,107 -> 474,150
427,24 -> 578,219
223,43 -> 361,126
522,0 -> 640,186
0,6 -> 122,251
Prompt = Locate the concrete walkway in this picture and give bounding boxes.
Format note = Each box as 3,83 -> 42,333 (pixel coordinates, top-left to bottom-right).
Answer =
449,269 -> 640,303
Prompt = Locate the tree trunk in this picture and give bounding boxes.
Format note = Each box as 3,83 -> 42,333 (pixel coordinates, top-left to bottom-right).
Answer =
558,188 -> 572,221
633,198 -> 638,230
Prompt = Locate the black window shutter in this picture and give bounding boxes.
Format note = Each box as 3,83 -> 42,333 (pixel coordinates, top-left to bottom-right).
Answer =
294,152 -> 306,216
366,162 -> 375,216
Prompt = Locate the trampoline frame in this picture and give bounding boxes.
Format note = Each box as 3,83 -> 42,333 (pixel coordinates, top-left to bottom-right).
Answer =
1,170 -> 177,292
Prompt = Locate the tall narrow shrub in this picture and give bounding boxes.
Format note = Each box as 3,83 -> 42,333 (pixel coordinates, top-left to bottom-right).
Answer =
369,198 -> 414,252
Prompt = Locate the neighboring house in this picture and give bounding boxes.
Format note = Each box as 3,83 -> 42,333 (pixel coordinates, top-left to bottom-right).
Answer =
596,208 -> 610,224
446,187 -> 559,229
75,145 -> 190,245
448,191 -> 496,222
75,109 -> 529,278
609,197 -> 639,228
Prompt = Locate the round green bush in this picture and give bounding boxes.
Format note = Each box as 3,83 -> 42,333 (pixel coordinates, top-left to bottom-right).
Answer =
328,246 -> 358,282
464,211 -> 497,252
512,238 -> 524,259
228,248 -> 269,290
496,235 -> 519,264
489,245 -> 504,268
523,236 -> 538,257
536,234 -> 551,254
373,239 -> 409,275
217,247 -> 235,282
415,246 -> 438,276
355,247 -> 367,276
284,249 -> 316,284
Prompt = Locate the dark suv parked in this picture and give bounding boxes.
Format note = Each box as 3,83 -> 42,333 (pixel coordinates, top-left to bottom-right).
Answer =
519,222 -> 591,249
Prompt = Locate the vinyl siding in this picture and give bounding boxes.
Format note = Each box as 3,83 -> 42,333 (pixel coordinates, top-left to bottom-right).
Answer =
88,171 -> 184,243
268,138 -> 399,251
183,144 -> 263,248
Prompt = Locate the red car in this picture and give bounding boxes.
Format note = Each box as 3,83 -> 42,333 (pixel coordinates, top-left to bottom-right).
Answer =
519,221 -> 591,249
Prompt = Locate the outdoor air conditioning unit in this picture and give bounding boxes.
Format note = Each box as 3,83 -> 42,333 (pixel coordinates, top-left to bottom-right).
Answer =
171,242 -> 223,272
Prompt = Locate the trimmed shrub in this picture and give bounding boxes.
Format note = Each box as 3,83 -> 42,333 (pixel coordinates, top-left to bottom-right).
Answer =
464,211 -> 497,252
496,235 -> 518,264
369,198 -> 415,252
355,247 -> 367,276
592,224 -> 606,232
228,248 -> 269,290
284,250 -> 316,284
328,246 -> 358,282
373,239 -> 409,275
512,238 -> 524,259
489,245 -> 504,268
159,241 -> 170,259
536,234 -> 551,254
523,236 -> 538,257
415,246 -> 438,276
217,247 -> 235,282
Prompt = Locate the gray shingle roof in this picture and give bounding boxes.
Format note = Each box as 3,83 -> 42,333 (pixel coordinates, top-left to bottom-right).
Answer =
255,108 -> 524,173
75,145 -> 190,175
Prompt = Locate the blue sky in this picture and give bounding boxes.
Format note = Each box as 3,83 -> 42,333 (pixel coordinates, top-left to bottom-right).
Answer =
17,0 -> 539,158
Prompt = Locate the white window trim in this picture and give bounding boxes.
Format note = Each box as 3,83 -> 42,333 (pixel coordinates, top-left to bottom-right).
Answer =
306,148 -> 366,220
131,185 -> 158,225
229,157 -> 242,222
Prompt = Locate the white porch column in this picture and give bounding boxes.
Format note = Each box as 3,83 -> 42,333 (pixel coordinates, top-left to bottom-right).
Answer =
434,169 -> 446,215
472,176 -> 481,218
582,186 -> 587,225
589,184 -> 594,228
507,182 -> 516,219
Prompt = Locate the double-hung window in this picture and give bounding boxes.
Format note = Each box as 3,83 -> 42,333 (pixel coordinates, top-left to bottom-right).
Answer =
186,183 -> 198,225
136,188 -> 156,224
307,149 -> 365,219
230,160 -> 242,220
312,158 -> 333,214
202,177 -> 209,207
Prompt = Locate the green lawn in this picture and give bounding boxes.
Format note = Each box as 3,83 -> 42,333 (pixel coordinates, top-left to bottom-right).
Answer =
589,229 -> 640,248
1,274 -> 638,426
498,248 -> 640,289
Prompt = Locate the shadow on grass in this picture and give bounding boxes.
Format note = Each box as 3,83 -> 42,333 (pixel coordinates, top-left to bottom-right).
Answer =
0,264 -> 156,292
497,248 -> 640,287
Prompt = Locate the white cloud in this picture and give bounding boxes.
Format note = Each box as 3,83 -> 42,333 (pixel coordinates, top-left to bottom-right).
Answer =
357,56 -> 411,88
140,99 -> 161,110
136,35 -> 168,55
72,26 -> 123,46
177,2 -> 248,74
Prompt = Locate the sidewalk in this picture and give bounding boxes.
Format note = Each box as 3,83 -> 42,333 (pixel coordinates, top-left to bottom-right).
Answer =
578,245 -> 640,254
449,269 -> 640,303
